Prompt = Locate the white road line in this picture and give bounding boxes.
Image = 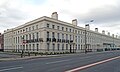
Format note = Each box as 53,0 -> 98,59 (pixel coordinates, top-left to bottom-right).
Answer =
46,59 -> 72,64
65,56 -> 120,72
0,66 -> 23,72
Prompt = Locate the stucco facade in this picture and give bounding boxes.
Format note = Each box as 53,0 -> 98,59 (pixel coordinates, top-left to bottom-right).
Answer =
4,12 -> 120,53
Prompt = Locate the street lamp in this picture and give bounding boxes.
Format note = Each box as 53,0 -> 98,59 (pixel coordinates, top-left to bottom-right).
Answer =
84,20 -> 94,54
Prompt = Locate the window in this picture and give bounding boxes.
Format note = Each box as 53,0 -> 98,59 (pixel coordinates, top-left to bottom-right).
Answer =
36,25 -> 38,29
23,29 -> 25,32
66,28 -> 68,31
57,26 -> 59,30
66,44 -> 68,50
75,30 -> 77,33
32,33 -> 35,40
29,27 -> 31,31
47,43 -> 49,51
16,37 -> 17,44
66,34 -> 68,40
78,44 -> 80,50
29,34 -> 31,40
70,29 -> 71,32
33,44 -> 35,51
57,44 -> 60,51
36,32 -> 39,39
47,24 -> 49,28
62,34 -> 64,39
62,44 -> 64,50
29,44 -> 31,51
75,36 -> 77,42
57,33 -> 59,39
37,44 -> 39,51
52,25 -> 55,29
81,45 -> 82,50
47,32 -> 49,38
32,26 -> 34,30
52,32 -> 55,38
26,44 -> 28,51
78,36 -> 80,43
26,34 -> 28,40
76,44 -> 77,50
70,35 -> 71,40
18,31 -> 19,34
17,37 -> 19,43
62,27 -> 64,31
20,30 -> 22,32
26,28 -> 28,32
53,43 -> 55,51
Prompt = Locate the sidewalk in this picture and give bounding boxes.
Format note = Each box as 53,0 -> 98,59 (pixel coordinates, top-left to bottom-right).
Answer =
0,51 -> 119,61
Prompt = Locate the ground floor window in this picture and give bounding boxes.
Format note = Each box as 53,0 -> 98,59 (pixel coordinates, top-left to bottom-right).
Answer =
37,44 -> 39,51
66,44 -> 68,50
33,44 -> 35,51
47,43 -> 49,51
53,43 -> 55,51
57,44 -> 60,51
62,44 -> 64,50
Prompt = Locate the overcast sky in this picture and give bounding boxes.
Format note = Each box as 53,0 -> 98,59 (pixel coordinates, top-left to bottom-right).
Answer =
0,0 -> 120,36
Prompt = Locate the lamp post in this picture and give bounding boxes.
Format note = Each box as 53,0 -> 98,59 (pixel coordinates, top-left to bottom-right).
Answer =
84,20 -> 94,54
85,28 -> 87,54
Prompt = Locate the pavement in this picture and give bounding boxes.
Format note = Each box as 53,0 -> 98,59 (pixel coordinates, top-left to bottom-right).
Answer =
0,51 -> 118,61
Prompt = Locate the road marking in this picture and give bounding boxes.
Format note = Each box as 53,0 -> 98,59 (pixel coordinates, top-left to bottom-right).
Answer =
46,59 -> 72,64
65,56 -> 120,72
0,66 -> 23,72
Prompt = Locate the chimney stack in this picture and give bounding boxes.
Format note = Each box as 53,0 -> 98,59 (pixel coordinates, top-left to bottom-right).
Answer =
102,30 -> 105,34
112,34 -> 114,37
108,32 -> 110,36
95,28 -> 98,32
85,24 -> 90,30
51,12 -> 58,20
72,19 -> 77,26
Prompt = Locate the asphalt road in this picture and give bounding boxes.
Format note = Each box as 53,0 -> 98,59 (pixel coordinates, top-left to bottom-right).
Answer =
0,51 -> 120,72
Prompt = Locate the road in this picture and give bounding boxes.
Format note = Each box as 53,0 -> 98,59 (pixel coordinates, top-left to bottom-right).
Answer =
0,51 -> 120,72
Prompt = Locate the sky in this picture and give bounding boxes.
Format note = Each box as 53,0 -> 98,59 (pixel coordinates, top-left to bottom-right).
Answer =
0,0 -> 120,36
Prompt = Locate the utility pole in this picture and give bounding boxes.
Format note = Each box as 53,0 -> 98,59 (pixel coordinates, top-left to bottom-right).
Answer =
85,29 -> 87,54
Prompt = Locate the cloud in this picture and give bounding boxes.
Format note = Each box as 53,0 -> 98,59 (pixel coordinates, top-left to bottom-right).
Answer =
0,0 -> 120,36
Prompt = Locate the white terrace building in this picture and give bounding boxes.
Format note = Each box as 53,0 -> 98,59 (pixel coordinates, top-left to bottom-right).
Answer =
4,12 -> 120,53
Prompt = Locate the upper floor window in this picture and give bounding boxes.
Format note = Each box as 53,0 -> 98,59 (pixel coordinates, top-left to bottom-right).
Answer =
36,25 -> 38,29
18,31 -> 19,34
62,27 -> 64,31
66,34 -> 68,40
66,28 -> 68,31
23,29 -> 25,32
32,33 -> 35,39
36,32 -> 39,39
29,27 -> 31,31
26,28 -> 28,32
29,34 -> 31,40
20,30 -> 22,33
70,29 -> 71,32
57,33 -> 60,39
26,34 -> 28,40
52,32 -> 55,38
47,24 -> 49,28
32,26 -> 34,30
62,34 -> 64,39
52,25 -> 55,29
47,32 -> 49,38
57,26 -> 59,30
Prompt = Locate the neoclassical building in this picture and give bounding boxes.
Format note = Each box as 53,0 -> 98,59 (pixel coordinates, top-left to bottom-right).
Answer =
4,12 -> 120,53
